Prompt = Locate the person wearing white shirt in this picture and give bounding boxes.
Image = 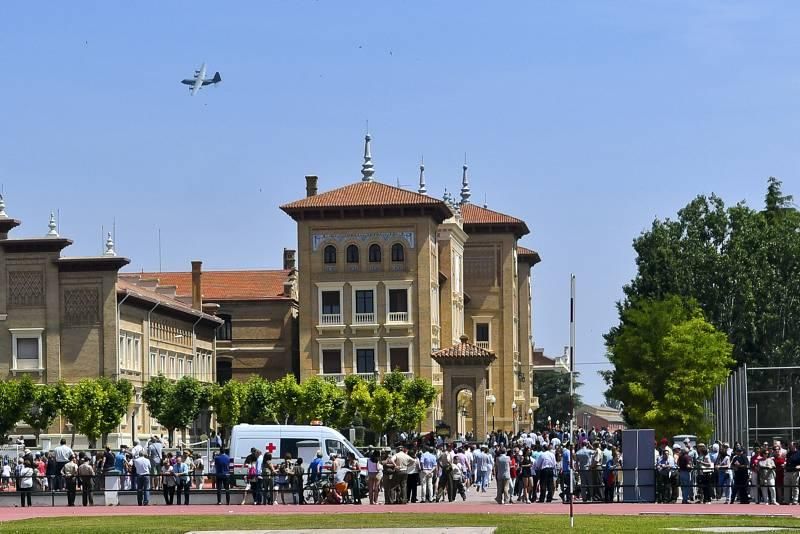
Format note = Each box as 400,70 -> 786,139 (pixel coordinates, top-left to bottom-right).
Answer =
535,448 -> 557,502
53,438 -> 73,491
133,455 -> 151,506
18,460 -> 34,507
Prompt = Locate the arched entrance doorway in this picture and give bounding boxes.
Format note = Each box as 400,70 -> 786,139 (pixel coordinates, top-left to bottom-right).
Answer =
432,335 -> 496,441
455,388 -> 474,438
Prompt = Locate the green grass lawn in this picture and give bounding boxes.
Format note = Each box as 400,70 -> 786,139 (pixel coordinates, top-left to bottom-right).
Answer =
1,513 -> 799,534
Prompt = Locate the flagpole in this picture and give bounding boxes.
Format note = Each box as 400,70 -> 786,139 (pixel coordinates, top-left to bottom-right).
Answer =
569,274 -> 576,528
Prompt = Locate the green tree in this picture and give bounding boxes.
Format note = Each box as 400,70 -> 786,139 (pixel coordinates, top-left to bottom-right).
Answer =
604,296 -> 734,439
335,376 -> 375,429
142,374 -> 172,428
63,379 -> 107,448
210,381 -> 245,443
618,178 -> 800,369
533,371 -> 582,430
0,376 -> 35,443
240,376 -> 279,424
23,382 -> 64,443
166,376 -> 207,444
395,376 -> 438,432
296,376 -> 345,425
98,378 -> 133,446
272,374 -> 301,424
366,371 -> 437,443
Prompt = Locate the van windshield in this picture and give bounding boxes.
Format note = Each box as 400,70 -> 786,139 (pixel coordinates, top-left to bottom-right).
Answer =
342,437 -> 363,458
325,437 -> 363,459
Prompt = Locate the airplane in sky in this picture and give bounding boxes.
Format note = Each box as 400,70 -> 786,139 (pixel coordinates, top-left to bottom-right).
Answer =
181,63 -> 222,95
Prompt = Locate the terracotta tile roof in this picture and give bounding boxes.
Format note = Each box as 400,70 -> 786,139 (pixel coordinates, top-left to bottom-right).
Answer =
460,203 -> 530,237
116,279 -> 222,324
282,181 -> 446,209
120,270 -> 293,301
533,349 -> 557,366
517,245 -> 541,264
432,335 -> 497,362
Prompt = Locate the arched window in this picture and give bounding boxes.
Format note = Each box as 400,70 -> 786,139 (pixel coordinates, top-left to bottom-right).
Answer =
368,244 -> 382,263
323,245 -> 337,264
346,244 -> 360,263
391,243 -> 405,262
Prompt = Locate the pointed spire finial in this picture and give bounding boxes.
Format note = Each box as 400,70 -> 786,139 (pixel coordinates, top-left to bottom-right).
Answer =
104,232 -> 116,256
418,155 -> 427,194
47,212 -> 58,237
361,132 -> 375,182
0,194 -> 6,218
460,153 -> 471,204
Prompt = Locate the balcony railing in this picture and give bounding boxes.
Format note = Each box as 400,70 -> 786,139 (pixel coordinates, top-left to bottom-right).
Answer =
399,371 -> 414,380
321,373 -> 345,386
354,312 -> 375,324
356,371 -> 378,381
320,313 -> 342,325
432,371 -> 443,386
514,389 -> 525,400
476,341 -> 490,350
387,311 -> 409,323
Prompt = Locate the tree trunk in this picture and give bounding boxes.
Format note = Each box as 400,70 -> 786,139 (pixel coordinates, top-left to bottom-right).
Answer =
70,428 -> 76,448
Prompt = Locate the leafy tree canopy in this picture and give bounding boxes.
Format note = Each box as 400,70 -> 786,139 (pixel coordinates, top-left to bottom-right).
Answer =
533,371 -> 582,430
0,376 -> 35,442
618,178 -> 800,368
604,296 -> 734,439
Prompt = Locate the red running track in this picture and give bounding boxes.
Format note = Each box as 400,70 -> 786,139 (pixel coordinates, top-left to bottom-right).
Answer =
2,502 -> 800,523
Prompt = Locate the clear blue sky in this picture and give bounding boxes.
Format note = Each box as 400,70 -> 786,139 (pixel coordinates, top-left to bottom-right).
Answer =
2,2 -> 799,404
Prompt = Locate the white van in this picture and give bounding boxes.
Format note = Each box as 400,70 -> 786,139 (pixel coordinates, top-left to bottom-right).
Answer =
229,424 -> 367,475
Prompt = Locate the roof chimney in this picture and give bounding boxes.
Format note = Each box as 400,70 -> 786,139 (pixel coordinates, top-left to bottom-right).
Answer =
305,175 -> 318,197
191,260 -> 202,310
283,269 -> 297,299
283,248 -> 296,270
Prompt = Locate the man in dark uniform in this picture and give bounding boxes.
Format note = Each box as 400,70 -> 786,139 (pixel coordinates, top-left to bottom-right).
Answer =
730,445 -> 750,504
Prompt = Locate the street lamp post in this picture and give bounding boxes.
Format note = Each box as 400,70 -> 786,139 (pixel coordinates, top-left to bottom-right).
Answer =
528,408 -> 533,432
487,394 -> 496,432
548,415 -> 552,430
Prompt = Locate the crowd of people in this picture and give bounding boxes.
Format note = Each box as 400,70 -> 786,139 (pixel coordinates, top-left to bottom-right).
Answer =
654,437 -> 800,505
4,426 -> 800,507
1,435 -> 206,507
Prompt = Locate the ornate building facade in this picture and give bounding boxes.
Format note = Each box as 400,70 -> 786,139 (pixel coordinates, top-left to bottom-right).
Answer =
281,136 -> 541,434
0,201 -> 221,447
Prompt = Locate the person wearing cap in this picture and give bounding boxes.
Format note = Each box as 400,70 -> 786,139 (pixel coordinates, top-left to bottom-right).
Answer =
730,445 -> 750,504
308,450 -> 324,485
61,454 -> 78,506
656,448 -> 675,503
696,443 -> 713,503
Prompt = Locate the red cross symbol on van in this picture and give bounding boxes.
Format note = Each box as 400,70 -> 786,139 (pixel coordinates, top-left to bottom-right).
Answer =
266,442 -> 277,454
